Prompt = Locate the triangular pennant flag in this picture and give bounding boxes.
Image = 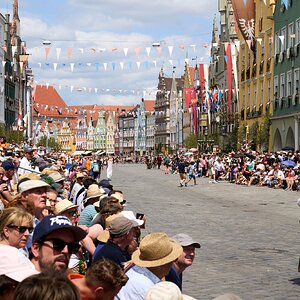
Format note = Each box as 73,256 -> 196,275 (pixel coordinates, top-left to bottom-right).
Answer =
78,48 -> 84,54
2,61 -> 6,68
146,47 -> 151,56
45,47 -> 51,59
123,48 -> 129,57
190,44 -> 196,52
103,63 -> 107,71
53,63 -> 58,71
256,38 -> 262,45
156,47 -> 162,55
279,35 -> 284,46
67,48 -> 73,59
12,46 -> 17,56
134,48 -> 140,56
246,40 -> 252,49
153,60 -> 157,67
70,63 -> 75,72
94,88 -> 98,93
19,62 -> 24,72
38,62 -> 42,68
46,83 -> 50,89
87,62 -> 92,67
120,62 -> 124,70
184,58 -> 189,64
234,40 -> 240,52
56,48 -> 61,60
168,59 -> 173,66
136,61 -> 141,70
70,86 -> 74,93
168,46 -> 174,57
112,62 -> 116,71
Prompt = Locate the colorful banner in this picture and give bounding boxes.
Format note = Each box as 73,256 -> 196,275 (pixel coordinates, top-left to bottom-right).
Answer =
232,0 -> 256,53
225,43 -> 233,112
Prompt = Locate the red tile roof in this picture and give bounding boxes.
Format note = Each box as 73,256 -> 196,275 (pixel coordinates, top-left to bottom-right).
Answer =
144,100 -> 155,112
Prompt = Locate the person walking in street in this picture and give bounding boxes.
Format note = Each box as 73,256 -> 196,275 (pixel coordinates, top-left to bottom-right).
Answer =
177,158 -> 187,187
186,161 -> 196,186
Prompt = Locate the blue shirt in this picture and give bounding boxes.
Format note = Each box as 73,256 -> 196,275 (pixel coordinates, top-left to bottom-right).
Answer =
92,241 -> 128,267
78,205 -> 97,227
165,265 -> 183,291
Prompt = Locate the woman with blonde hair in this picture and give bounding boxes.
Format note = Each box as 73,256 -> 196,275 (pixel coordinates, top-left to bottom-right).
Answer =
0,207 -> 34,249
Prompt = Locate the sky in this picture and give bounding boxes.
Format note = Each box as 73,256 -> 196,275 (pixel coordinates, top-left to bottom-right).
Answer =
1,0 -> 218,106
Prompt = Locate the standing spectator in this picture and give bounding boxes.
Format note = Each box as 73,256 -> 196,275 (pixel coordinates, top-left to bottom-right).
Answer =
18,147 -> 34,176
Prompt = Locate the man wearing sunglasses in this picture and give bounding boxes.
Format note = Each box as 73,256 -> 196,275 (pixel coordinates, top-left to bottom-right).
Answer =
30,215 -> 87,272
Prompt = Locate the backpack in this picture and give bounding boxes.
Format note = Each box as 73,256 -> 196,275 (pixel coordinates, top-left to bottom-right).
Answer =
93,163 -> 99,172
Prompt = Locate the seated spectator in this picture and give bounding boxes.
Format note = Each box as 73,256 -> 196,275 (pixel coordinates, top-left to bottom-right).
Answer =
145,281 -> 196,300
69,259 -> 128,300
165,233 -> 200,291
13,271 -> 80,300
116,232 -> 183,300
93,216 -> 139,266
30,215 -> 87,272
0,207 -> 33,249
0,245 -> 39,300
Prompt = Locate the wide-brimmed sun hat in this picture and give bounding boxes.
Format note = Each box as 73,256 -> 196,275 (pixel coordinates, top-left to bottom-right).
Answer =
132,232 -> 183,268
85,184 -> 105,202
54,199 -> 78,214
18,180 -> 50,194
49,171 -> 65,183
97,213 -> 122,243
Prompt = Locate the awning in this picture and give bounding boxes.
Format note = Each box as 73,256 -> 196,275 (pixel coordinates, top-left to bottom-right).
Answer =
72,150 -> 85,156
96,150 -> 106,155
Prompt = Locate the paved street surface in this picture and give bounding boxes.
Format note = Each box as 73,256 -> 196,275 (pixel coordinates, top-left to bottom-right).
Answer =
109,163 -> 300,300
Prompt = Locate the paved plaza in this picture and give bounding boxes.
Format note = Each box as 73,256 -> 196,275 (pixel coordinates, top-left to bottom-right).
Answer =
110,163 -> 300,300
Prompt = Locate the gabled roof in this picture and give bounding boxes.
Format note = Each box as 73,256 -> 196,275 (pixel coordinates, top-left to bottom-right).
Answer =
144,100 -> 155,111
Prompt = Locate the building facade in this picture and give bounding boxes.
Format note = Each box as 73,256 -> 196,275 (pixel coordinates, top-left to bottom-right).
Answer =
271,0 -> 300,151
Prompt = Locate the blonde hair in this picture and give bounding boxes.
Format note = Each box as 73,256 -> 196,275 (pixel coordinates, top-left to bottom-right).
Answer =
0,207 -> 33,240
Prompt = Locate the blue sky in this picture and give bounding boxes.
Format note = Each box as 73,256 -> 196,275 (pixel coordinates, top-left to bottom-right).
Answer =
1,0 -> 218,106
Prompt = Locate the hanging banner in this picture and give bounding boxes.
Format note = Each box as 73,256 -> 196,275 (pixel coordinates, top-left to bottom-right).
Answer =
232,0 -> 256,54
225,43 -> 232,112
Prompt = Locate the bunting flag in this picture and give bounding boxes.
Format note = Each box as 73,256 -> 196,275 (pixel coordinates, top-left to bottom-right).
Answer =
153,60 -> 157,67
234,40 -> 240,52
123,48 -> 128,57
70,63 -> 75,72
53,63 -> 58,71
203,64 -> 210,124
67,48 -> 73,59
136,61 -> 141,70
155,47 -> 162,55
103,63 -> 107,71
199,64 -> 205,105
256,38 -> 262,45
190,45 -> 196,52
231,43 -> 239,102
44,47 -> 51,59
146,47 -> 151,56
168,46 -> 174,57
120,62 -> 124,70
56,48 -> 61,60
134,48 -> 140,56
225,43 -> 233,112
78,48 -> 84,54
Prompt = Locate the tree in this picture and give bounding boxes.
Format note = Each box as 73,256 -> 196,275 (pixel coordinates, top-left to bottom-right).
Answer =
184,134 -> 198,149
37,136 -> 61,150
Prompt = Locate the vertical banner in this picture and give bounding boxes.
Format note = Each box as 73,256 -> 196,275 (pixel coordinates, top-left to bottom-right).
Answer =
225,43 -> 232,112
199,64 -> 205,105
191,89 -> 198,135
184,88 -> 192,110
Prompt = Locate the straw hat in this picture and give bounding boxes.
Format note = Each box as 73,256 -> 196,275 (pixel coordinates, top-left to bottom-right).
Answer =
54,199 -> 78,214
145,281 -> 197,300
76,172 -> 85,179
132,232 -> 183,268
85,184 -> 105,202
49,171 -> 65,183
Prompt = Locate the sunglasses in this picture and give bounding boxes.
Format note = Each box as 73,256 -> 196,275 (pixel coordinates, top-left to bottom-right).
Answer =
42,238 -> 80,254
66,210 -> 79,217
7,225 -> 34,234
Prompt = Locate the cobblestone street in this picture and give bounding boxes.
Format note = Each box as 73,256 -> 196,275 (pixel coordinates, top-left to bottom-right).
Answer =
110,163 -> 300,300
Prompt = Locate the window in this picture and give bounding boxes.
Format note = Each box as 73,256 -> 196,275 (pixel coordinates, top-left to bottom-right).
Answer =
267,79 -> 271,102
247,86 -> 251,107
296,18 -> 300,45
287,71 -> 292,97
274,76 -> 279,98
275,31 -> 280,54
280,74 -> 285,99
261,81 -> 264,105
294,69 -> 299,94
268,35 -> 273,57
261,39 -> 265,59
281,27 -> 286,51
288,22 -> 294,48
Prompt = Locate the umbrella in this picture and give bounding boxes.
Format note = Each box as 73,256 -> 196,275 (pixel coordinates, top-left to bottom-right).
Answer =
281,160 -> 296,167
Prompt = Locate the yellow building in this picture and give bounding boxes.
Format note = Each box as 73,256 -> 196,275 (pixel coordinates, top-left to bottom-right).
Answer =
57,120 -> 76,154
237,0 -> 275,151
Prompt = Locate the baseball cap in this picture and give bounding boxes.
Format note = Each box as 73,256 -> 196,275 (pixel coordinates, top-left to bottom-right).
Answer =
32,215 -> 87,243
0,245 -> 39,282
171,233 -> 201,248
18,180 -> 50,194
1,160 -> 15,171
109,216 -> 139,237
121,211 -> 144,226
24,147 -> 34,153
